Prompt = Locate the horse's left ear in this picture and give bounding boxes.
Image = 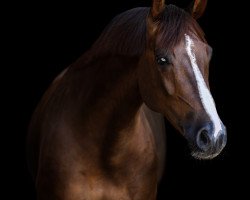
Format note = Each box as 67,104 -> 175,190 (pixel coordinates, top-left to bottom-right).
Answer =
188,0 -> 208,19
150,0 -> 165,20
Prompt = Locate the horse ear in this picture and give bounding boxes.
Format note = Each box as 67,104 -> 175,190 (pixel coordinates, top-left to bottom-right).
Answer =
188,0 -> 207,19
150,0 -> 165,20
147,0 -> 165,44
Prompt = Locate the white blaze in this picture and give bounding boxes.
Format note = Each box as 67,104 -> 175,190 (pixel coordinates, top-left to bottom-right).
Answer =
185,34 -> 222,138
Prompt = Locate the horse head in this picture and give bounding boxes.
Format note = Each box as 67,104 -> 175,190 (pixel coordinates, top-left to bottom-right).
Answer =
138,0 -> 226,159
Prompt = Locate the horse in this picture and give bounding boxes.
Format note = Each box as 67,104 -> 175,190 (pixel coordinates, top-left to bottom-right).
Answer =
27,0 -> 227,199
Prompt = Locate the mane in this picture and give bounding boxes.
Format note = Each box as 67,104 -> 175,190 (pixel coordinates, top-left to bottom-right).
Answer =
85,5 -> 205,60
90,7 -> 149,58
156,5 -> 206,51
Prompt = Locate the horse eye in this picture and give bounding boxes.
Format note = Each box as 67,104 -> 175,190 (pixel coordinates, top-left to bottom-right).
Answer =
156,57 -> 170,65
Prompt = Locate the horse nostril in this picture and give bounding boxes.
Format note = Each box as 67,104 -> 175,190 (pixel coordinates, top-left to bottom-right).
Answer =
218,134 -> 223,147
200,130 -> 209,144
216,132 -> 227,149
197,129 -> 211,152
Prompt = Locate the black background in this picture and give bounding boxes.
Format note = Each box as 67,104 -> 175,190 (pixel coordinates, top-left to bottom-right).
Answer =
5,0 -> 249,199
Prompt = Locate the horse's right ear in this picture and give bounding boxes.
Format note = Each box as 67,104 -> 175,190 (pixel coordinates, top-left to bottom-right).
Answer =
150,0 -> 165,20
187,0 -> 208,19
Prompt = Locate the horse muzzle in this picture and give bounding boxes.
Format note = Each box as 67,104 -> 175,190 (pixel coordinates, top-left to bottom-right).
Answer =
188,122 -> 227,159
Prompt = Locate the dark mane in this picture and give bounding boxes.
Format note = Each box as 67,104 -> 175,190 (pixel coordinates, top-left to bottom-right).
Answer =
90,7 -> 149,58
85,5 -> 205,60
157,5 -> 206,51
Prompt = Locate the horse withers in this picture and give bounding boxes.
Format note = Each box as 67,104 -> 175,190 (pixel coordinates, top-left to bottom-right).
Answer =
27,0 -> 227,199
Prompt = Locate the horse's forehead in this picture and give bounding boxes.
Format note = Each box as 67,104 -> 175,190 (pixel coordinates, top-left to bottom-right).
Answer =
174,34 -> 209,57
186,34 -> 206,47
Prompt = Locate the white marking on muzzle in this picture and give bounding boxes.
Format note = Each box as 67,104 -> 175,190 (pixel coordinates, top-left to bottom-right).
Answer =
185,34 -> 222,138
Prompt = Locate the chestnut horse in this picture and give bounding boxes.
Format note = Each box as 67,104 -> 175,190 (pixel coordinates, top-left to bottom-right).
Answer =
27,0 -> 227,199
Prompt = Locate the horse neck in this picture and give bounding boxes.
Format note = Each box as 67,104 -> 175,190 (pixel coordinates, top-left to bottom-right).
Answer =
69,55 -> 162,175
78,55 -> 143,133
